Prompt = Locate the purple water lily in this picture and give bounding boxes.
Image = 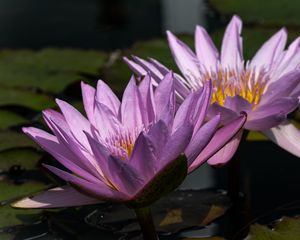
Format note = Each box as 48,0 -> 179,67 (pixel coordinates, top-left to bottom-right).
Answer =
14,73 -> 245,210
124,15 -> 300,165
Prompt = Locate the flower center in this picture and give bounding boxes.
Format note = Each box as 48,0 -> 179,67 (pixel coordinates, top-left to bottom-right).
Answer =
104,125 -> 147,160
198,67 -> 270,108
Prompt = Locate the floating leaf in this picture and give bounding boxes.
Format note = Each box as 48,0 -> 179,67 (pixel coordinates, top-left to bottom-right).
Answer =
0,49 -> 107,93
0,110 -> 27,130
86,189 -> 230,234
209,0 -> 300,26
0,87 -> 55,111
0,131 -> 38,151
246,216 -> 300,240
0,149 -> 42,171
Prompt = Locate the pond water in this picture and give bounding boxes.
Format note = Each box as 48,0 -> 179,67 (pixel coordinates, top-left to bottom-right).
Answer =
0,0 -> 300,239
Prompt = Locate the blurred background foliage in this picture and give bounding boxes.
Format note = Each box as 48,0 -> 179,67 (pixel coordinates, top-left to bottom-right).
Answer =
0,0 -> 300,239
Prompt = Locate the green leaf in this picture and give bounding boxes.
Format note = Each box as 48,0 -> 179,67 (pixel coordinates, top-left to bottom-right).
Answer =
247,217 -> 300,240
0,49 -> 107,93
0,149 -> 42,171
209,0 -> 300,26
0,131 -> 37,151
0,110 -> 27,130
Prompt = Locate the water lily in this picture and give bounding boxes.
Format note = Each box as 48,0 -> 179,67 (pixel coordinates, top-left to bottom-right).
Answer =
124,15 -> 300,165
13,73 -> 245,239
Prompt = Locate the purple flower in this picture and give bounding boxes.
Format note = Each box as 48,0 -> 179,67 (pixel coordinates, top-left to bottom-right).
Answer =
124,15 -> 300,165
13,73 -> 245,208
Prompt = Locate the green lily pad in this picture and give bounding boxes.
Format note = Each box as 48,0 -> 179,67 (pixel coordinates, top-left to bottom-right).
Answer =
0,49 -> 107,93
0,149 -> 42,171
0,110 -> 27,130
247,216 -> 300,239
209,0 -> 300,26
0,131 -> 38,151
0,87 -> 55,111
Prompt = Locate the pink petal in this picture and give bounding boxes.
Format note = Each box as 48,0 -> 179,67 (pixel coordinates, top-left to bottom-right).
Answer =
22,127 -> 98,183
224,95 -> 252,114
94,101 -> 122,139
246,97 -> 298,131
96,80 -> 120,115
81,82 -> 96,125
195,25 -> 219,70
167,31 -> 202,83
207,103 -> 238,125
123,56 -> 148,76
188,113 -> 246,173
154,72 -> 176,128
44,164 -> 128,201
130,132 -> 157,179
121,76 -> 144,130
251,28 -> 287,69
138,74 -> 156,125
186,114 -> 220,165
12,185 -> 101,208
56,99 -> 92,149
262,120 -> 300,157
207,130 -> 243,166
221,15 -> 243,68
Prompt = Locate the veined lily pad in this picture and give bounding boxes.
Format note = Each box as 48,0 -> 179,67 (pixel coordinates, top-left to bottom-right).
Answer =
246,216 -> 300,240
0,149 -> 42,171
209,0 -> 300,26
0,49 -> 107,93
0,110 -> 27,130
0,131 -> 38,151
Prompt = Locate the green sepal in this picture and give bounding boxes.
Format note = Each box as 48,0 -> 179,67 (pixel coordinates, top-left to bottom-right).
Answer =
126,155 -> 188,209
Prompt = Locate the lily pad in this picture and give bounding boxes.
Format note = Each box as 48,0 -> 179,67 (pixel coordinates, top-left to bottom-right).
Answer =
0,49 -> 107,93
0,110 -> 27,130
209,0 -> 300,26
0,131 -> 38,151
246,216 -> 300,240
86,189 -> 230,234
0,149 -> 42,171
0,87 -> 55,111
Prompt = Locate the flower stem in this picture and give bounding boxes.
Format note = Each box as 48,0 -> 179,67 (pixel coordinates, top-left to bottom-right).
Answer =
134,206 -> 158,240
228,130 -> 249,202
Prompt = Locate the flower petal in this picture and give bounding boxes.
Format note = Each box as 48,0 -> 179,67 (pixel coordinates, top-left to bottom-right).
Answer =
121,76 -> 144,129
221,15 -> 243,68
138,74 -> 156,125
56,99 -> 91,149
130,132 -> 157,179
261,70 -> 300,105
12,185 -> 100,208
167,31 -> 202,84
81,81 -> 96,125
94,101 -> 122,139
107,156 -> 145,196
22,127 -> 99,184
251,28 -> 287,69
44,164 -> 127,201
96,80 -> 120,115
207,130 -> 243,166
123,56 -> 148,76
262,120 -> 300,157
195,25 -> 219,70
207,103 -> 238,125
154,72 -> 176,127
160,122 -> 193,168
224,95 -> 253,114
185,114 -> 220,165
188,113 -> 246,173
246,97 -> 299,131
